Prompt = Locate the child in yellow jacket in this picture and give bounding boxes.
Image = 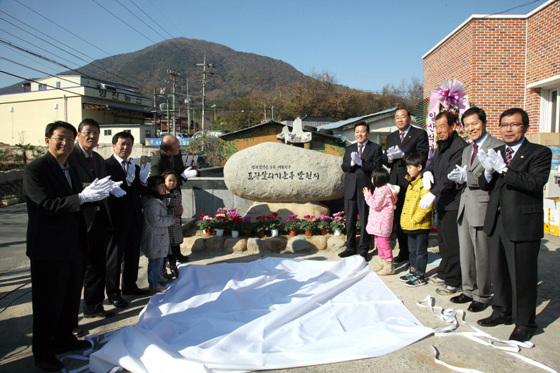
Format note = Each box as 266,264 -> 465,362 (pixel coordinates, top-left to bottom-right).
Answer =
399,153 -> 433,287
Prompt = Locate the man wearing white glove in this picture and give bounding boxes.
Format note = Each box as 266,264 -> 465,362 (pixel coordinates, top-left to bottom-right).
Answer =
340,122 -> 383,260
447,165 -> 467,184
151,134 -> 196,184
449,108 -> 503,312
382,108 -> 429,263
139,162 -> 151,184
68,119 -> 118,325
105,132 -> 150,309
476,108 -> 551,343
24,121 -> 95,370
422,111 -> 467,295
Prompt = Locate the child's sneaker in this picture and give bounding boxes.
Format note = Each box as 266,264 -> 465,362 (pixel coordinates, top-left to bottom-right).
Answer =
400,271 -> 416,282
405,275 -> 427,287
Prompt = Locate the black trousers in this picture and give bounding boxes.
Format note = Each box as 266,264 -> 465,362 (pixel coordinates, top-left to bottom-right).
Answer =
344,192 -> 371,255
436,209 -> 462,288
106,228 -> 141,299
82,216 -> 111,314
487,213 -> 540,329
30,246 -> 85,360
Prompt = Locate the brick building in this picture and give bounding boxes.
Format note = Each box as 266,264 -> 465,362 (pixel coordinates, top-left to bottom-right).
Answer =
423,0 -> 560,137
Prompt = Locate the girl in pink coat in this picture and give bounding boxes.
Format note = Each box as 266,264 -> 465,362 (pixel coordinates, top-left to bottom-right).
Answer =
363,167 -> 400,275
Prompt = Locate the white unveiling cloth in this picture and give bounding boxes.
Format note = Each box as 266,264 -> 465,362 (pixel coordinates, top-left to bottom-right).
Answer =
90,256 -> 433,373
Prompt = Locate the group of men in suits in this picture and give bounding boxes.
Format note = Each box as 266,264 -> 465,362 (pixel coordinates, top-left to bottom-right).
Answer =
24,120 -> 151,371
340,107 -> 551,343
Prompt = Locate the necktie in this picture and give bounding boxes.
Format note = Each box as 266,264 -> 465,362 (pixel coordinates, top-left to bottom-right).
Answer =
505,147 -> 514,166
358,144 -> 363,157
62,165 -> 72,189
470,143 -> 478,165
400,132 -> 405,143
87,155 -> 95,171
122,160 -> 128,173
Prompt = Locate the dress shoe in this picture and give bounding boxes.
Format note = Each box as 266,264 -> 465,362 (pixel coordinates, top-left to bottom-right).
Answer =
509,326 -> 536,342
109,296 -> 128,308
359,252 -> 371,262
122,287 -> 151,296
450,293 -> 473,304
477,312 -> 513,327
467,301 -> 489,313
428,276 -> 445,285
55,339 -> 91,354
338,249 -> 356,258
35,356 -> 64,372
84,309 -> 115,319
72,327 -> 86,338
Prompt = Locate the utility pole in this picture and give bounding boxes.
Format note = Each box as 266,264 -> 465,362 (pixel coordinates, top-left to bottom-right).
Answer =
264,104 -> 267,121
185,79 -> 191,134
166,69 -> 181,136
194,54 -> 215,131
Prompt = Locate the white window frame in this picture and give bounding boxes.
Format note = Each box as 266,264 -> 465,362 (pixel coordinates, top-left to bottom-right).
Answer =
540,87 -> 560,133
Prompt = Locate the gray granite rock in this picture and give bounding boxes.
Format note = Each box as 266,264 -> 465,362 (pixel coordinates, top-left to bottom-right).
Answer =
224,142 -> 345,202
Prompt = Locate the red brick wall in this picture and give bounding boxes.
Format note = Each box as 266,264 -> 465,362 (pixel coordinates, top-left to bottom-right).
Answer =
423,0 -> 560,136
526,1 -> 560,128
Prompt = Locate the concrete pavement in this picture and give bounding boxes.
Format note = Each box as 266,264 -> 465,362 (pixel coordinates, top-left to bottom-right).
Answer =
0,202 -> 559,372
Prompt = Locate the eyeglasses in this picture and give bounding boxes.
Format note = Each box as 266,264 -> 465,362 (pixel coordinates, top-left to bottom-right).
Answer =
80,131 -> 100,137
499,122 -> 524,129
51,136 -> 75,144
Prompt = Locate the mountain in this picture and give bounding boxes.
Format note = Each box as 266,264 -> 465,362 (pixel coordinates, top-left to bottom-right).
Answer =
0,38 -> 309,103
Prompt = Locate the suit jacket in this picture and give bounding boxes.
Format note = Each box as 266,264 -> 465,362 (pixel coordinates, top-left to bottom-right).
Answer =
68,144 -> 112,232
479,139 -> 551,241
150,150 -> 186,184
24,152 -> 83,261
382,126 -> 429,190
341,141 -> 382,199
105,155 -> 145,232
457,134 -> 504,227
425,131 -> 468,211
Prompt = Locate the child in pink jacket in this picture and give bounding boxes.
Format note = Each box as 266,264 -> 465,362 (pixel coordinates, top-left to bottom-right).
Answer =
363,167 -> 400,276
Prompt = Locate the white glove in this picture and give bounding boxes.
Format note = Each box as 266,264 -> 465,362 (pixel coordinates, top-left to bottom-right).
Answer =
126,159 -> 135,184
422,171 -> 434,190
390,145 -> 404,160
79,178 -> 111,204
447,165 -> 467,184
487,148 -> 507,174
109,180 -> 127,198
419,192 -> 436,209
139,163 -> 151,183
350,151 -> 356,166
351,151 -> 362,166
181,166 -> 198,179
477,149 -> 495,176
386,146 -> 396,162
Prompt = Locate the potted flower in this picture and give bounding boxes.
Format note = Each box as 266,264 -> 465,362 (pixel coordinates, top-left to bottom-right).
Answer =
300,215 -> 318,236
254,215 -> 269,238
214,209 -> 228,237
316,214 -> 333,235
284,214 -> 299,236
331,211 -> 346,236
266,213 -> 281,237
198,214 -> 214,236
1,194 -> 18,206
240,216 -> 253,237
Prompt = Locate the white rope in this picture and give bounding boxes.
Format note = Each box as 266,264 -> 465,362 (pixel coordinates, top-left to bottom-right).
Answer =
59,331 -> 119,373
417,295 -> 557,373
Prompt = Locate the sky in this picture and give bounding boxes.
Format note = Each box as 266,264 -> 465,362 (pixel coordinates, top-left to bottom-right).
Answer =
0,0 -> 551,94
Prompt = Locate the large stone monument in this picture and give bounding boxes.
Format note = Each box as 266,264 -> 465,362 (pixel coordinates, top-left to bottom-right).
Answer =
224,142 -> 345,202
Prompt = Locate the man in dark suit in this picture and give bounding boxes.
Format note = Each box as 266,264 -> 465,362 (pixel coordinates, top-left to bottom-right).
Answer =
151,134 -> 197,184
105,131 -> 149,308
339,121 -> 383,260
420,111 -> 467,295
476,108 -> 551,342
382,108 -> 429,263
68,119 -> 121,322
24,121 -> 111,371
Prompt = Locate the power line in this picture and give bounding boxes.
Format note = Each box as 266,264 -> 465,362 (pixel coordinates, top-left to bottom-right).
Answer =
92,0 -> 159,45
0,8 -> 143,88
0,70 -> 83,96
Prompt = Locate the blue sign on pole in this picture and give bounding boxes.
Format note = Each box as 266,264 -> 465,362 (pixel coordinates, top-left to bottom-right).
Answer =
145,138 -> 192,146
